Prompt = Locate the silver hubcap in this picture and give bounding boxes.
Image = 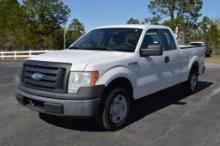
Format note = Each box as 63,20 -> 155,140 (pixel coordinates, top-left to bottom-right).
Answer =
191,74 -> 197,91
110,95 -> 127,124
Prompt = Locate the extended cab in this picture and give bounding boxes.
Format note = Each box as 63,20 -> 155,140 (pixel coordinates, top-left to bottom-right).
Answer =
16,25 -> 205,130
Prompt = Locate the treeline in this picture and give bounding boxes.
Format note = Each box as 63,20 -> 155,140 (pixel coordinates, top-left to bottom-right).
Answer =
127,0 -> 220,52
1,0 -> 220,52
0,0 -> 84,51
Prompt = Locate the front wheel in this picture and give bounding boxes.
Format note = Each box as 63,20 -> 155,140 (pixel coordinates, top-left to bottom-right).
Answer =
96,87 -> 131,131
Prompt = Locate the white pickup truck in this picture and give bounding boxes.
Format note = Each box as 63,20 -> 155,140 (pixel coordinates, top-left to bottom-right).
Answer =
16,25 -> 205,130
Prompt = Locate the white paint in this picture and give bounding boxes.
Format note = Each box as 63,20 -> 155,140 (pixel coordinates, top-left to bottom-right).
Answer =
24,24 -> 205,100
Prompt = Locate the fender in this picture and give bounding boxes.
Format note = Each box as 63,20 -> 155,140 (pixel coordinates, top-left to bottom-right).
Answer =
187,55 -> 199,76
96,66 -> 138,98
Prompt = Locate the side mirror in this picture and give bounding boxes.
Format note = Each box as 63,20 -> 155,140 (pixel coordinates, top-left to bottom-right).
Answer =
140,45 -> 163,57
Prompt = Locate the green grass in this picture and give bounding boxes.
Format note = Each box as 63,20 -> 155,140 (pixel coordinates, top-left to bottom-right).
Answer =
205,55 -> 220,64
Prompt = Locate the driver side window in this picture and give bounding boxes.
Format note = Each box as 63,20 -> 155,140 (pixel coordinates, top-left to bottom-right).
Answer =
141,29 -> 161,49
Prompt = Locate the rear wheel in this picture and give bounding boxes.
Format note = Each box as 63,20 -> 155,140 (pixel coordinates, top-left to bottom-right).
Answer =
185,70 -> 198,93
96,87 -> 131,131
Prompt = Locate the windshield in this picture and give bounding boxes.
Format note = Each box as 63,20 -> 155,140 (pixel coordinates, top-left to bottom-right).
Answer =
69,28 -> 143,52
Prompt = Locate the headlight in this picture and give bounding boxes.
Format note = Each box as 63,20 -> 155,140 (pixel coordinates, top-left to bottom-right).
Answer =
68,71 -> 99,93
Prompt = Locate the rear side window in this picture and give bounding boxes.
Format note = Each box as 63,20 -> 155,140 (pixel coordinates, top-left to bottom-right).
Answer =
141,29 -> 161,49
161,29 -> 177,51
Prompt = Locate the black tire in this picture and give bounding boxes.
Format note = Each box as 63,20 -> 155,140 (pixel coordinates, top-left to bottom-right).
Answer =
185,69 -> 198,93
96,86 -> 131,131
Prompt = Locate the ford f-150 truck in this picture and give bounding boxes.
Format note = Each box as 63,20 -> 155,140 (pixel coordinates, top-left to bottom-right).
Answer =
16,25 -> 205,130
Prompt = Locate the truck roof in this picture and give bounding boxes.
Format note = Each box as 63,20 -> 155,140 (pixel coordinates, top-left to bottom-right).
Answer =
95,24 -> 170,30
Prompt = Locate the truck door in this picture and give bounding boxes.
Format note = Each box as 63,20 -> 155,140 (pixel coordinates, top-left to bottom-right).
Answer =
137,29 -> 165,98
159,29 -> 182,87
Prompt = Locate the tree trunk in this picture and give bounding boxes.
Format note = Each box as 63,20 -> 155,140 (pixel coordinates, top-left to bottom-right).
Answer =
170,0 -> 176,20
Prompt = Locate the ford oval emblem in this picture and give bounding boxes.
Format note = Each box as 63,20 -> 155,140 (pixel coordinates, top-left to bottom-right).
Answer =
32,73 -> 44,81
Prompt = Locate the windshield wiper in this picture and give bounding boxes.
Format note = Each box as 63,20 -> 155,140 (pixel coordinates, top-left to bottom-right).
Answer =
69,46 -> 114,51
69,46 -> 80,49
93,47 -> 114,51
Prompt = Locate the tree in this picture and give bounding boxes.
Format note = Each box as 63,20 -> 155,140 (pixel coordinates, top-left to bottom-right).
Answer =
216,18 -> 220,51
147,0 -> 203,32
198,16 -> 212,41
0,0 -> 71,50
127,18 -> 140,24
66,18 -> 85,47
22,0 -> 70,50
68,18 -> 85,33
0,0 -> 26,50
216,18 -> 220,30
207,23 -> 219,54
144,17 -> 160,25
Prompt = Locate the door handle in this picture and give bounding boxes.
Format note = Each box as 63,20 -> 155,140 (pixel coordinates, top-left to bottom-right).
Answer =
165,56 -> 170,63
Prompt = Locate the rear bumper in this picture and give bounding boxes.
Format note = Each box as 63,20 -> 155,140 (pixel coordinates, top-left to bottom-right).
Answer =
15,85 -> 105,117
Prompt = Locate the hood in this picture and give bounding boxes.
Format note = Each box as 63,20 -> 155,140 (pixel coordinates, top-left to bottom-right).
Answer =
28,50 -> 126,71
